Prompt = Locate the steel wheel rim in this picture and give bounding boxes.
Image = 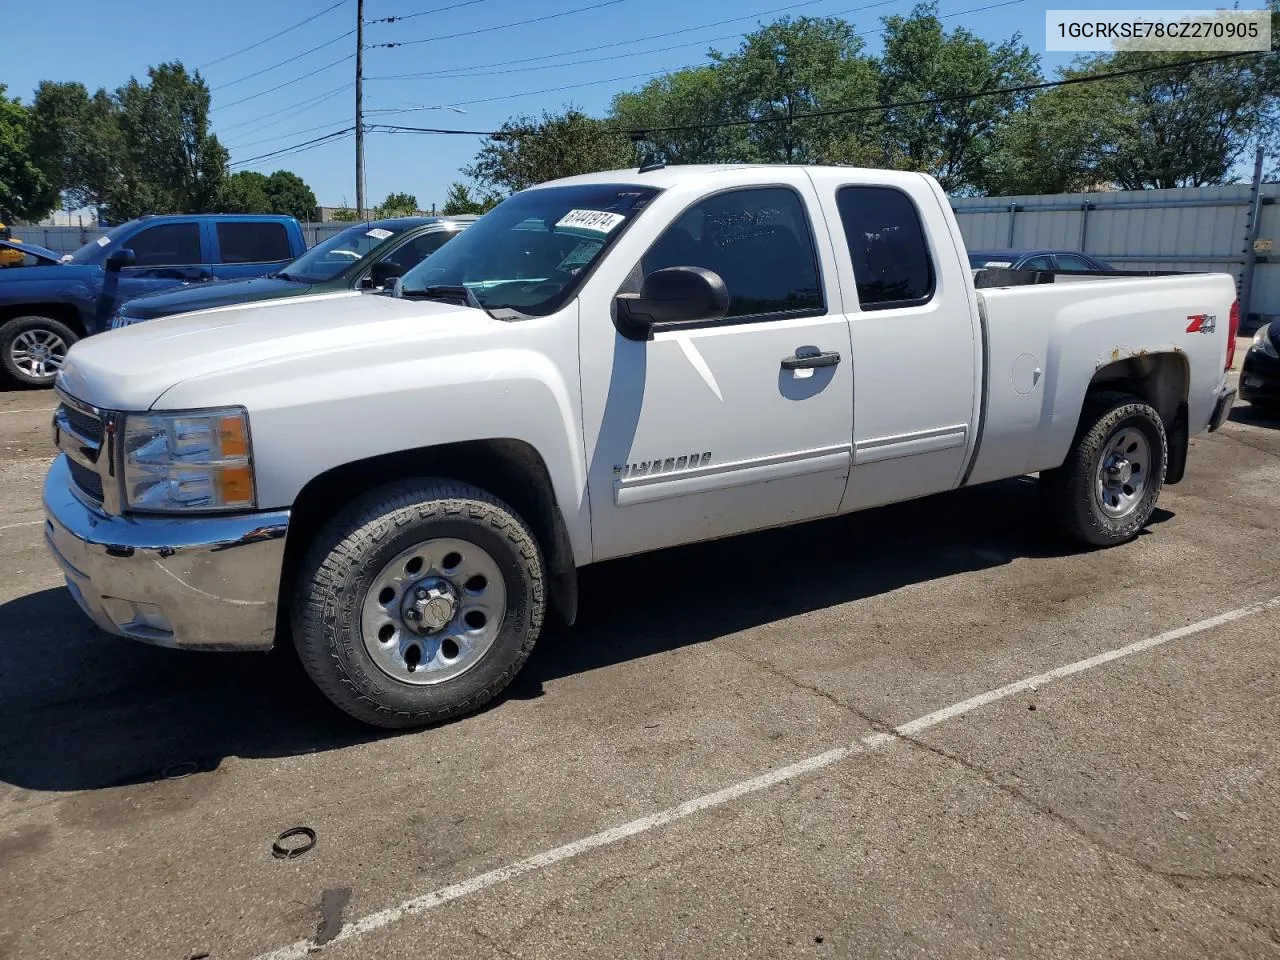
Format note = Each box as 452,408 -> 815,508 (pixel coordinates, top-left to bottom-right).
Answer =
9,329 -> 68,380
361,537 -> 507,686
1095,425 -> 1151,519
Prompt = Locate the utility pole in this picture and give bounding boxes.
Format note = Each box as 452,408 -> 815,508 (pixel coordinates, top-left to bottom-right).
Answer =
355,0 -> 365,219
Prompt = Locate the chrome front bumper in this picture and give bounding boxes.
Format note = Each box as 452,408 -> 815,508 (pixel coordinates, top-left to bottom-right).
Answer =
42,455 -> 290,651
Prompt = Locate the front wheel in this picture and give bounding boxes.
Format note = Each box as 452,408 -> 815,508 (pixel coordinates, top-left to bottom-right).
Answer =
1040,391 -> 1168,547
0,315 -> 79,387
292,479 -> 547,729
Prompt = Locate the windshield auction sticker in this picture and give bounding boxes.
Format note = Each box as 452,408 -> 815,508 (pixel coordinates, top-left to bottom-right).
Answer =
365,228 -> 394,240
1047,9 -> 1270,51
556,210 -> 627,233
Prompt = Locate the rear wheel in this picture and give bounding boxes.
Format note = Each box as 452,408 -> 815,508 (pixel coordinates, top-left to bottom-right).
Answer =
0,315 -> 78,387
292,478 -> 546,728
1040,391 -> 1167,547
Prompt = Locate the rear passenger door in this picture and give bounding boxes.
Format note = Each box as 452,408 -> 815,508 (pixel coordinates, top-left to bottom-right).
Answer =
807,175 -> 980,511
211,220 -> 296,280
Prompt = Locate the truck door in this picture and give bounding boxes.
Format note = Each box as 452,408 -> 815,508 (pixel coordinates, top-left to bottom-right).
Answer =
808,174 -> 980,511
99,220 -> 209,328
579,179 -> 854,562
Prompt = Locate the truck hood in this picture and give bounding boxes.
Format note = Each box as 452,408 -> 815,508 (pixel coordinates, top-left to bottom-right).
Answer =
120,275 -> 321,320
0,262 -> 98,283
57,291 -> 481,410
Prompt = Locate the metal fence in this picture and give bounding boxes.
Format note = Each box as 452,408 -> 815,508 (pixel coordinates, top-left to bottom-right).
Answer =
18,179 -> 1280,327
950,175 -> 1277,330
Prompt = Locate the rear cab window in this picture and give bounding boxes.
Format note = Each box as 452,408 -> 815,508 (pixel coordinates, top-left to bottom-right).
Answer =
216,221 -> 293,264
834,186 -> 935,311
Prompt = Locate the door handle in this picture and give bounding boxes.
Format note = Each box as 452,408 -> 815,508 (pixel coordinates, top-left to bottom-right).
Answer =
781,350 -> 841,370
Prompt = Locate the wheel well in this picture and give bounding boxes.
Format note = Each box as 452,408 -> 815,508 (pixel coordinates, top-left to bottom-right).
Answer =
1086,351 -> 1189,483
279,439 -> 578,634
0,303 -> 86,337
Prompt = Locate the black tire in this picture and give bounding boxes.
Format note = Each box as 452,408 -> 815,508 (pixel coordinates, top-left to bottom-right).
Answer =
292,478 -> 546,729
0,315 -> 79,388
1040,390 -> 1168,547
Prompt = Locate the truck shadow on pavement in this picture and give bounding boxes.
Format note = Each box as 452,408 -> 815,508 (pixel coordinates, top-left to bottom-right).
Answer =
0,476 -> 1172,793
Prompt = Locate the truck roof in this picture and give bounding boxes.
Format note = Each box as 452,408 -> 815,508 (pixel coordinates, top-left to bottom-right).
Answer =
533,163 -> 936,191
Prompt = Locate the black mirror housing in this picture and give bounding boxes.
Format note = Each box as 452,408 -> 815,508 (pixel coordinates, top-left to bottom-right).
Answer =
615,266 -> 729,341
105,248 -> 136,272
369,260 -> 403,288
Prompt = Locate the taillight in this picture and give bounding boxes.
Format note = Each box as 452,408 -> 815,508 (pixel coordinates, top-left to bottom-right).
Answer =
1226,299 -> 1240,369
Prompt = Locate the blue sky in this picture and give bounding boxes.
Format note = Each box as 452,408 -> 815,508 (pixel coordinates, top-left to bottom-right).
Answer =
4,0 -> 1268,209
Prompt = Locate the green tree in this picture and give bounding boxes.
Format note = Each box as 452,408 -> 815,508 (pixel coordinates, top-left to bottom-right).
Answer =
376,190 -> 418,216
264,169 -> 316,220
109,62 -> 227,219
0,85 -> 56,221
876,2 -> 1041,192
28,81 -> 123,211
215,170 -> 271,212
710,16 -> 881,165
330,203 -> 360,221
611,66 -> 743,165
440,181 -> 498,215
465,108 -> 633,197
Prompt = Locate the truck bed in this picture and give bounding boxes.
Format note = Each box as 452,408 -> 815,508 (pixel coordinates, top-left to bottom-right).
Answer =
964,272 -> 1237,487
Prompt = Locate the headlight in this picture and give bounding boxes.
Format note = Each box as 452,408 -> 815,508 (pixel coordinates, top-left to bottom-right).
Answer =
122,408 -> 255,512
1252,323 -> 1279,359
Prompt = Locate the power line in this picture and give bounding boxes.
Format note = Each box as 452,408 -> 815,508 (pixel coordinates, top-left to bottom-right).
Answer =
365,51 -> 1270,139
228,121 -> 356,152
367,0 -> 866,79
216,83 -> 353,134
370,0 -> 631,47
213,54 -> 354,111
230,127 -> 356,168
371,0 -> 913,84
210,30 -> 355,91
200,0 -> 350,69
367,0 -> 496,23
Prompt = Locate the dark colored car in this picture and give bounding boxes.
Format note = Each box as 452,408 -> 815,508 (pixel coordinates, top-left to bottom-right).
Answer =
1240,321 -> 1280,416
0,214 -> 308,387
968,249 -> 1115,272
112,216 -> 477,329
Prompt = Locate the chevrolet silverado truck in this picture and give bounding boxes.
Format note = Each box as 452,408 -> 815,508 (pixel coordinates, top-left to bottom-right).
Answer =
109,215 -> 476,329
42,164 -> 1239,729
0,213 -> 307,387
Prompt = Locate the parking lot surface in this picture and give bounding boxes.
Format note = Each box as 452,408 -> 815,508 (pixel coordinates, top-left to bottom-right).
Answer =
1,344 -> 1278,960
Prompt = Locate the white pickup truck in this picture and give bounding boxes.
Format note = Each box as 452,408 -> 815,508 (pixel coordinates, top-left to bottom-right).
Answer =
43,163 -> 1239,728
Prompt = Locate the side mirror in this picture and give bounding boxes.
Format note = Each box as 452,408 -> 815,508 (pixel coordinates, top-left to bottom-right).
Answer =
368,259 -> 403,289
105,248 -> 135,272
614,266 -> 729,341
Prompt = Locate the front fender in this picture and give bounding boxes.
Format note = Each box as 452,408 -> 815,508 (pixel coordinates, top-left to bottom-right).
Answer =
156,340 -> 591,566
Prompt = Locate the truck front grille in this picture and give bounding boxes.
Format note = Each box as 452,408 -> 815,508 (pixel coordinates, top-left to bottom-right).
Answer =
54,392 -> 112,508
68,460 -> 105,501
59,403 -> 104,447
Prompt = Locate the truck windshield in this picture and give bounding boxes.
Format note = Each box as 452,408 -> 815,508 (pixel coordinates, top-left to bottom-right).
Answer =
66,221 -> 138,264
279,222 -> 412,282
398,183 -> 660,316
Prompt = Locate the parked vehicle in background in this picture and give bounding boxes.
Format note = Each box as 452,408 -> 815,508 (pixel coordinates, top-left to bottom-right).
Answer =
968,249 -> 1115,272
0,213 -> 307,387
43,163 -> 1238,730
0,238 -> 63,268
1240,321 -> 1280,415
111,216 -> 477,329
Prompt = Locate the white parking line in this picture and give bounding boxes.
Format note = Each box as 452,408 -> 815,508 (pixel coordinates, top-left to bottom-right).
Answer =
254,594 -> 1280,960
0,408 -> 52,416
0,520 -> 42,531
